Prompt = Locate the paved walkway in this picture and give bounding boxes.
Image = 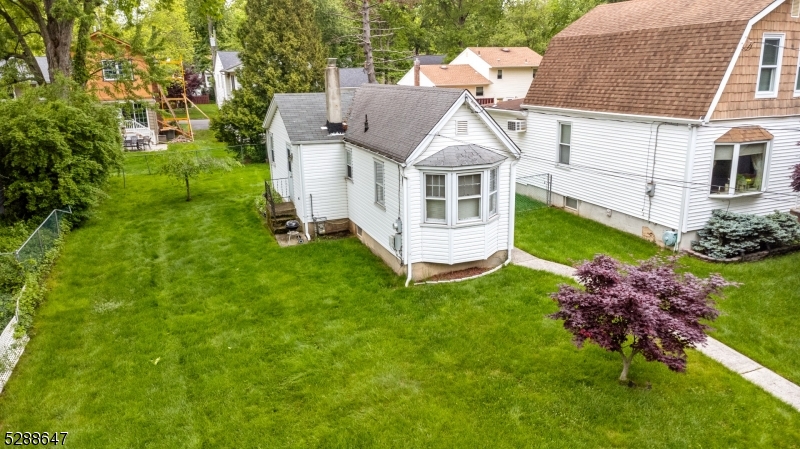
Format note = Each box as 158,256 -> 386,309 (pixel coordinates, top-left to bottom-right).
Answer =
191,119 -> 210,131
511,247 -> 800,412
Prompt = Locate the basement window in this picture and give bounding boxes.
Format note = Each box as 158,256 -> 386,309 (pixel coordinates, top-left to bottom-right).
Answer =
710,142 -> 768,196
756,34 -> 784,97
565,197 -> 578,210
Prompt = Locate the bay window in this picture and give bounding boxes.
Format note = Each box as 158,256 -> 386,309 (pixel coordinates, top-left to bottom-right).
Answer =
422,166 -> 501,226
710,142 -> 768,195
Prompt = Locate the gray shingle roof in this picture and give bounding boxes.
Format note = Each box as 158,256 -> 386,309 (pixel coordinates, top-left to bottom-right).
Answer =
272,90 -> 355,142
417,55 -> 445,66
416,145 -> 507,167
217,51 -> 242,71
344,84 -> 464,163
339,68 -> 368,88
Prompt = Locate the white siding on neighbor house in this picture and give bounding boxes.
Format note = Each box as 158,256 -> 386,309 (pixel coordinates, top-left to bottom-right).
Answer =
396,70 -> 435,87
685,117 -> 800,231
406,104 -> 514,264
503,110 -> 692,230
298,142 -> 349,222
451,49 -> 534,100
346,144 -> 403,259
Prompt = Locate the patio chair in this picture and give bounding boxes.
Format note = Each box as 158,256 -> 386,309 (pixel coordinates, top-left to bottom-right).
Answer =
140,136 -> 152,151
123,135 -> 136,150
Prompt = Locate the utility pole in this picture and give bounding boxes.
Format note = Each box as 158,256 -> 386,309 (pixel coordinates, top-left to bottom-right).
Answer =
360,0 -> 377,83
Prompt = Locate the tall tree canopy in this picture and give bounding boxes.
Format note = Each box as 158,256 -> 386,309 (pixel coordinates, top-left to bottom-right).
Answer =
211,0 -> 326,145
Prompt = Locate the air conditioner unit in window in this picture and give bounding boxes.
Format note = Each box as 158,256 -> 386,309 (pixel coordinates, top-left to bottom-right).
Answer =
507,120 -> 526,132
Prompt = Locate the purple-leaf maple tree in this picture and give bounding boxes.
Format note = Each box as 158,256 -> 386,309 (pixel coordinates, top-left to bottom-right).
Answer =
791,163 -> 800,192
550,255 -> 733,382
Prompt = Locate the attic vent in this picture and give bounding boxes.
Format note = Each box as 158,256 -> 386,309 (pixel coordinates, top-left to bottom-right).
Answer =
793,0 -> 800,18
507,120 -> 526,132
455,120 -> 468,136
501,48 -> 510,52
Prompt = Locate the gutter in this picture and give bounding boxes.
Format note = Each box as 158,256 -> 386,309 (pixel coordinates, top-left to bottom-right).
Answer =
404,168 -> 413,287
485,108 -> 527,120
675,124 -> 698,251
522,105 -> 702,125
298,144 -> 311,242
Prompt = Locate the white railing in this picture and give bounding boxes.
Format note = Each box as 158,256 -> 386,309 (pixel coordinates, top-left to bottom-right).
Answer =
123,119 -> 148,129
0,286 -> 29,394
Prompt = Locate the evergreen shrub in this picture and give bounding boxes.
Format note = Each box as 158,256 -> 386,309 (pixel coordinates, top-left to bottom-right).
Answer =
691,210 -> 800,259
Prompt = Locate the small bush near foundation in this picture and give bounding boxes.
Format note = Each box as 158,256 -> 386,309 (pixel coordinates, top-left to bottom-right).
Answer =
691,210 -> 800,259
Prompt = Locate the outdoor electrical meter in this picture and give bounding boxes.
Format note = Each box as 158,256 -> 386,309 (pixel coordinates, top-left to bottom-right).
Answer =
393,218 -> 403,233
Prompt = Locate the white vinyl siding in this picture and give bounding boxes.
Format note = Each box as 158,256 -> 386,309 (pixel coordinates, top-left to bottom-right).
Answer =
756,34 -> 784,98
299,142 -> 349,222
497,110 -> 691,231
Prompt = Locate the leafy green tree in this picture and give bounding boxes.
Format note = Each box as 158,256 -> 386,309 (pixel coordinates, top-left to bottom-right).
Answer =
158,153 -> 240,201
211,0 -> 326,145
419,0 -> 504,58
0,78 -> 123,222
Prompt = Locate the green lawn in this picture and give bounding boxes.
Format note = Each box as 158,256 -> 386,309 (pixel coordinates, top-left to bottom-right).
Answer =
514,196 -> 800,385
0,167 -> 798,447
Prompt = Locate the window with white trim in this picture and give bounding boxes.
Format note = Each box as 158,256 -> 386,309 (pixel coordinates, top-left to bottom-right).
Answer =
558,122 -> 571,165
488,168 -> 498,216
756,34 -> 784,97
102,59 -> 134,81
456,120 -> 468,136
346,149 -> 353,179
374,160 -> 385,206
268,132 -> 274,163
476,86 -> 484,97
425,174 -> 446,223
710,142 -> 768,195
457,173 -> 482,222
497,69 -> 503,79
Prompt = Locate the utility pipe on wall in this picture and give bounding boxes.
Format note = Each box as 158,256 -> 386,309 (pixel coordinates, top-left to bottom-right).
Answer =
403,167 -> 413,287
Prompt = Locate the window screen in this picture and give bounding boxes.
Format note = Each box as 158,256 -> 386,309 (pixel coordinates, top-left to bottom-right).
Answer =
458,174 -> 482,221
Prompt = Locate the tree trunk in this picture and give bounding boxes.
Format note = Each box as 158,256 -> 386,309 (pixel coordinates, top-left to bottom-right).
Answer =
185,176 -> 191,201
619,349 -> 638,382
72,0 -> 99,86
43,16 -> 75,81
361,0 -> 377,84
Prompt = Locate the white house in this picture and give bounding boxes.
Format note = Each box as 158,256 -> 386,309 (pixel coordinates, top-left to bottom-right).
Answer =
398,47 -> 542,106
488,0 -> 800,250
264,59 -> 521,282
213,51 -> 241,107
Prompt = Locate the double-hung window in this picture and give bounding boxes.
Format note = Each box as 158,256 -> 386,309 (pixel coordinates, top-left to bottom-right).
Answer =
756,34 -> 784,97
488,168 -> 498,216
102,59 -> 133,81
710,142 -> 768,196
497,69 -> 503,79
425,174 -> 446,223
476,86 -> 484,97
374,160 -> 385,206
346,149 -> 353,179
457,173 -> 482,222
558,122 -> 571,165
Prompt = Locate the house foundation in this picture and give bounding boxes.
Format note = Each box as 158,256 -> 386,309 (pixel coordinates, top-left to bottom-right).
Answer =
351,222 -> 508,281
516,183 -> 694,251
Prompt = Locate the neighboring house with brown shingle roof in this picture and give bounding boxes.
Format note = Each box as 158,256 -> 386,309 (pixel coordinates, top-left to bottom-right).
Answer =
488,0 -> 800,251
398,47 -> 541,105
264,60 -> 521,281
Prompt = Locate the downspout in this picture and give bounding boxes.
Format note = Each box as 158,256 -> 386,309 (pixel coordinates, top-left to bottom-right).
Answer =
505,160 -> 518,266
403,166 -> 413,287
298,144 -> 311,242
675,124 -> 698,251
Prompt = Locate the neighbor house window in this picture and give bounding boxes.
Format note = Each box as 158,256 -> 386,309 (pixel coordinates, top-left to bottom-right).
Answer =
488,168 -> 498,216
794,54 -> 800,96
533,68 -> 538,78
457,173 -> 482,222
793,0 -> 800,18
346,149 -> 353,179
558,122 -> 571,164
374,160 -> 385,206
497,69 -> 503,80
710,142 -> 768,195
456,120 -> 468,136
102,59 -> 133,81
268,132 -> 274,163
476,86 -> 484,96
756,34 -> 784,97
425,174 -> 446,223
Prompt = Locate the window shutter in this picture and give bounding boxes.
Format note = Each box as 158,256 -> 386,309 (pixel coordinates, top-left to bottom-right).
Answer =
456,121 -> 468,136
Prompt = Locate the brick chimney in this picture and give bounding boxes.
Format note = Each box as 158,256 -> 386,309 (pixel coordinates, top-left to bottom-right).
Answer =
325,58 -> 344,134
413,58 -> 420,86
